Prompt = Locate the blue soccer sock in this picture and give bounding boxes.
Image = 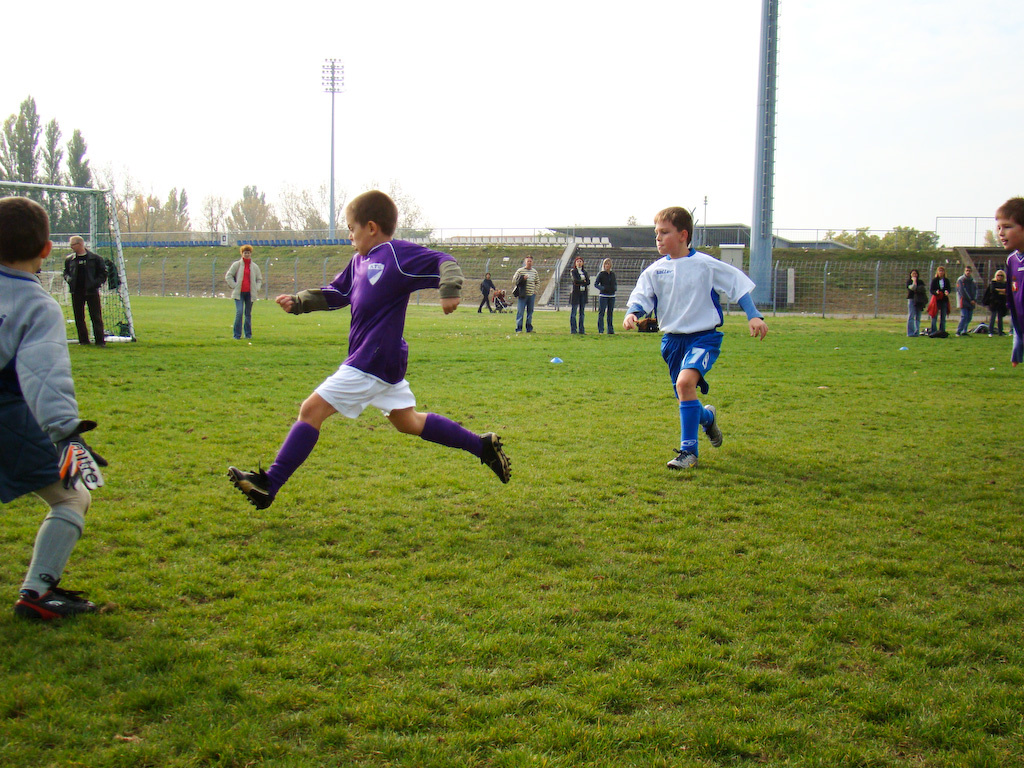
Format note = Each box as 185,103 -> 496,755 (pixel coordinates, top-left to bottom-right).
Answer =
679,400 -> 701,456
699,403 -> 714,427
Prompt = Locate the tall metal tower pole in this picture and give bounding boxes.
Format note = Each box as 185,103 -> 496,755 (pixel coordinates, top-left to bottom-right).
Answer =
322,59 -> 344,240
750,0 -> 778,304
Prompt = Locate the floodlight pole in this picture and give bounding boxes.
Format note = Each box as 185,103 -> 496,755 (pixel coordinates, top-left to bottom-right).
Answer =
750,0 -> 778,304
322,59 -> 345,240
703,195 -> 708,248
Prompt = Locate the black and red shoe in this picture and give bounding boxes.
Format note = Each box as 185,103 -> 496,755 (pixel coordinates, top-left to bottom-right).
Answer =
14,579 -> 97,620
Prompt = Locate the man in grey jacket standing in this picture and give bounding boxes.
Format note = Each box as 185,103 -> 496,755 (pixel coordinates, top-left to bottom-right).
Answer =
955,265 -> 978,336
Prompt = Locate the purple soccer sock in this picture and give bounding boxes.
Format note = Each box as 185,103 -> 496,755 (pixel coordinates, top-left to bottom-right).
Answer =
419,413 -> 482,457
265,421 -> 320,495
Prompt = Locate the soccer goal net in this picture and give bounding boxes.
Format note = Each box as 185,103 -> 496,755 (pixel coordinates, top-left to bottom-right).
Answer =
0,181 -> 135,342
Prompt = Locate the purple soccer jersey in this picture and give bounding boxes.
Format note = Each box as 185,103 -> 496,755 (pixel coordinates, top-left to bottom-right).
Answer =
319,239 -> 457,384
1008,251 -> 1024,321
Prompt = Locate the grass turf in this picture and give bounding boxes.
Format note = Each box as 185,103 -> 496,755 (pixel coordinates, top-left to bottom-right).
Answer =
2,297 -> 1022,767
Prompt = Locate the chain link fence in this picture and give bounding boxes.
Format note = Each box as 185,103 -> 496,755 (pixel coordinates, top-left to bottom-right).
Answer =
121,248 -> 1012,320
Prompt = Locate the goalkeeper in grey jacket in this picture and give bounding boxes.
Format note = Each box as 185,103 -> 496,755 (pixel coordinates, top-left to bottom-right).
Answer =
0,197 -> 107,620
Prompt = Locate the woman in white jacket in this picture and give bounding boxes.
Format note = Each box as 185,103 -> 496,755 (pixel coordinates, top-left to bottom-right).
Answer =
225,245 -> 264,339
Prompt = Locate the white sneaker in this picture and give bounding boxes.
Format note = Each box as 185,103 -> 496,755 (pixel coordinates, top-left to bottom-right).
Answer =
666,450 -> 698,469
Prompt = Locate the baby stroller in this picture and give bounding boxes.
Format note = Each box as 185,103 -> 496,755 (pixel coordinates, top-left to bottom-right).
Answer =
493,289 -> 510,313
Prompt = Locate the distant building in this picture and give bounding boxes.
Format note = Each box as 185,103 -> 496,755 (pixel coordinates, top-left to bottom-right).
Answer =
549,225 -> 852,251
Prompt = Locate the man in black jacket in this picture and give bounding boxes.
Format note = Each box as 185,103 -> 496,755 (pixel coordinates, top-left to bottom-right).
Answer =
63,236 -> 107,346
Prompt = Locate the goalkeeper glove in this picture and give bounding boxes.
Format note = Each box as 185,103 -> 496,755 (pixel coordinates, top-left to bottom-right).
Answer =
57,420 -> 107,490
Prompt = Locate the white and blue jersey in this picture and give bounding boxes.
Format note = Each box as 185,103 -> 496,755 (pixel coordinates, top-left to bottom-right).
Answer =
625,249 -> 757,334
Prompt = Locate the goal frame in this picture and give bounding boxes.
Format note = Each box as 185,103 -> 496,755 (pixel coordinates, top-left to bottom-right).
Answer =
0,180 -> 136,342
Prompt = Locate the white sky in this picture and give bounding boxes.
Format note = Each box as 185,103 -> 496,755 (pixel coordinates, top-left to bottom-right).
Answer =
4,0 -> 1021,237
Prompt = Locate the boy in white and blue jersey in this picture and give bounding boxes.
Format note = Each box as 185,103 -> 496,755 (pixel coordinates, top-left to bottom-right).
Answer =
623,207 -> 768,469
228,191 -> 511,510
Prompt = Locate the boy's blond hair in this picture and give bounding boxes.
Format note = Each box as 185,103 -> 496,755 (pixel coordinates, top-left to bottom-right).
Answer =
347,190 -> 398,237
0,197 -> 49,264
655,206 -> 693,245
996,197 -> 1024,227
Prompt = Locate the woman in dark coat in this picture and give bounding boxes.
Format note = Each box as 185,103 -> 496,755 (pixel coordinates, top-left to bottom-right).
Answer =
983,269 -> 1008,336
906,269 -> 928,336
928,265 -> 951,336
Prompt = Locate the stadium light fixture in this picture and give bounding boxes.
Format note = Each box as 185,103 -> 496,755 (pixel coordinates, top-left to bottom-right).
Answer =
322,59 -> 345,240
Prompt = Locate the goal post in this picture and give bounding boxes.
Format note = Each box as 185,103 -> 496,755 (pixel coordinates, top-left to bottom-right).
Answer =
0,180 -> 136,342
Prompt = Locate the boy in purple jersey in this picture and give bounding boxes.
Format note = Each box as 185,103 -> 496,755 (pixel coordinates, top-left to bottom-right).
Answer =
995,197 -> 1024,366
228,191 -> 511,509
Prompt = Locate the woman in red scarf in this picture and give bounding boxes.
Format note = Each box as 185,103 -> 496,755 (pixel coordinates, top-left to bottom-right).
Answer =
225,245 -> 264,339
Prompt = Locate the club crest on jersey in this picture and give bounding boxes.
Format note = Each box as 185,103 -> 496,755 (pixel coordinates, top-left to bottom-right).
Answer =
367,262 -> 384,285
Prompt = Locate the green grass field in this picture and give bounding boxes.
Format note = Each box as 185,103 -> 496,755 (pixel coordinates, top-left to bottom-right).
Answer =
3,297 -> 1022,767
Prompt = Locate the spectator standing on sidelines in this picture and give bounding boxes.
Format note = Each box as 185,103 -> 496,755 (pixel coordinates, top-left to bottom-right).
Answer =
63,236 -> 107,346
983,269 -> 1008,337
906,269 -> 928,337
225,245 -> 264,340
511,256 -> 539,333
594,258 -> 617,334
569,256 -> 589,334
478,272 -> 496,313
955,265 -> 978,336
928,266 -> 951,336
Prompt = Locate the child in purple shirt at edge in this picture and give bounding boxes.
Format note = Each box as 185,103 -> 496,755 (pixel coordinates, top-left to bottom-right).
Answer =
996,197 -> 1024,366
228,191 -> 511,509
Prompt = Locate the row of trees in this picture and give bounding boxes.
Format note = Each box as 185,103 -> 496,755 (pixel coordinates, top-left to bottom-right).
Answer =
825,226 -> 941,251
0,96 -> 94,234
1,94 -> 428,240
105,177 -> 425,238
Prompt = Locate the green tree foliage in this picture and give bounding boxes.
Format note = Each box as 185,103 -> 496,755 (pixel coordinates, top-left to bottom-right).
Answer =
40,119 -> 67,228
41,119 -> 64,186
227,185 -> 282,233
62,128 -> 96,234
164,188 -> 191,232
826,225 -> 939,251
66,129 -> 91,189
0,96 -> 42,185
0,97 -> 96,235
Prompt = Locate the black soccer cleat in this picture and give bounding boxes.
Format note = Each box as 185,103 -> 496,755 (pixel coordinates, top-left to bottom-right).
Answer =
703,405 -> 723,448
228,466 -> 275,509
14,578 -> 97,620
480,433 -> 512,483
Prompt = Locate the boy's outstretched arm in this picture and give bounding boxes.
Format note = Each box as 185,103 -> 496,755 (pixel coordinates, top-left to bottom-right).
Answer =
737,293 -> 768,339
277,289 -> 332,314
438,260 -> 463,315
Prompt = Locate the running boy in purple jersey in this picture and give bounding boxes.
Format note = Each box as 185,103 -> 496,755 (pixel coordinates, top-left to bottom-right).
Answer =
995,197 -> 1024,366
228,191 -> 511,509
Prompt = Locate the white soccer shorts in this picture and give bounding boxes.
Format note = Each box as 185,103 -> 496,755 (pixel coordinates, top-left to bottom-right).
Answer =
314,365 -> 416,419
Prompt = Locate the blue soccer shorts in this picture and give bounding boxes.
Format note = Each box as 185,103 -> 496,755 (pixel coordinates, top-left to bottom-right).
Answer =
660,329 -> 724,396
